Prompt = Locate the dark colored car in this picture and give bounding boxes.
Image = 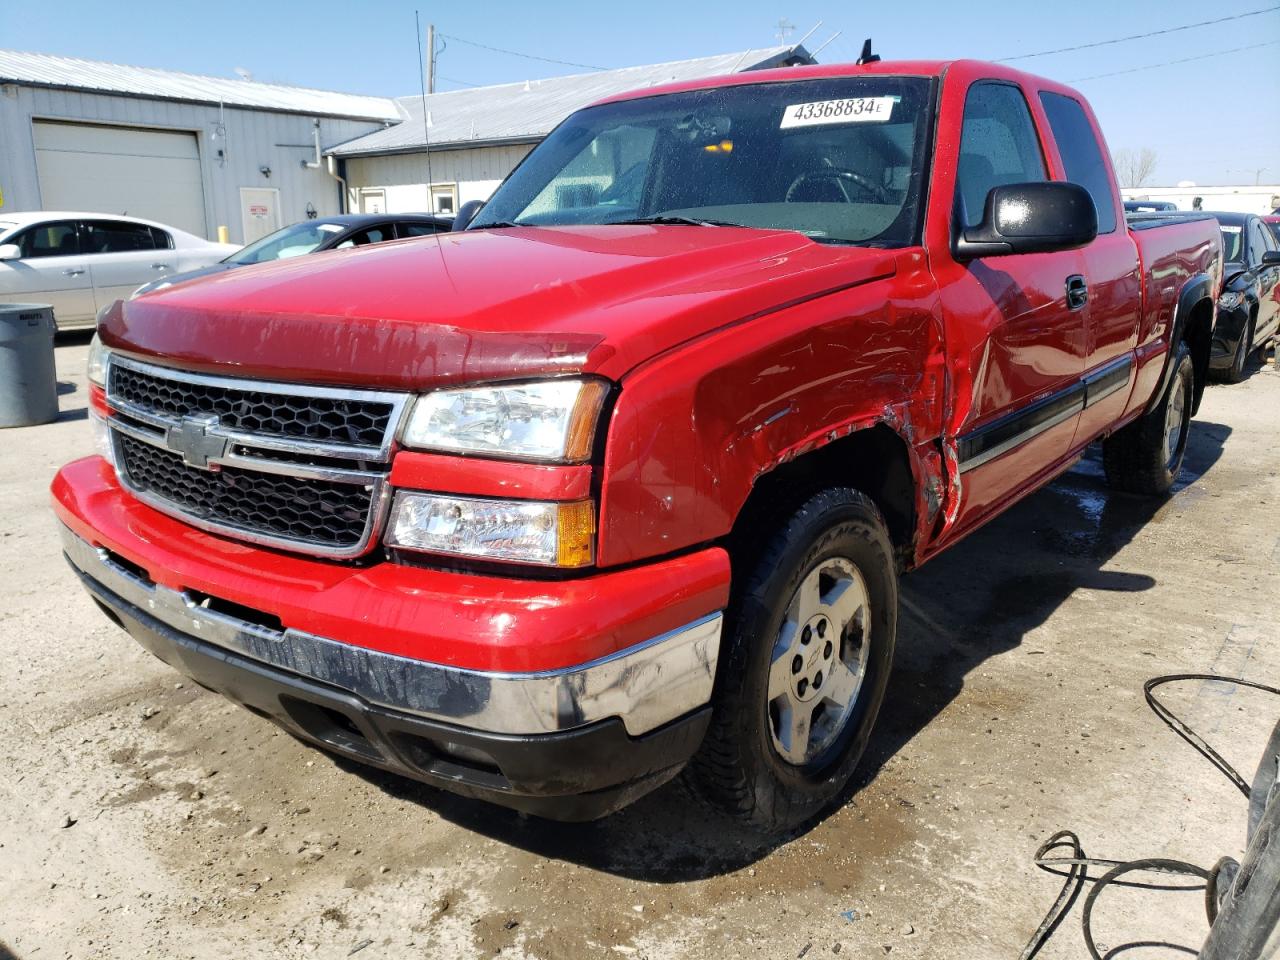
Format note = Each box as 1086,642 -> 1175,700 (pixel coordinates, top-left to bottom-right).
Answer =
1124,200 -> 1179,213
131,213 -> 452,297
1209,212 -> 1280,382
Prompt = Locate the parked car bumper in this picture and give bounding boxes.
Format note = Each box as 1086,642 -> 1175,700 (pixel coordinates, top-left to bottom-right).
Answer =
1210,302 -> 1251,368
52,457 -> 729,820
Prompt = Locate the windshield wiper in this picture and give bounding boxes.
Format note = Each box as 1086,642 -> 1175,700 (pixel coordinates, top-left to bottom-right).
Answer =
473,220 -> 525,229
607,215 -> 742,228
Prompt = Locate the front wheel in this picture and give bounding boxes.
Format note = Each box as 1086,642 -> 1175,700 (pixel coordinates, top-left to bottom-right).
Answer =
685,488 -> 897,832
1217,315 -> 1255,384
1102,341 -> 1193,496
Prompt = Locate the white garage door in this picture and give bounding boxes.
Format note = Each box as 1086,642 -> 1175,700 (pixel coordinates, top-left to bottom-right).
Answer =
33,121 -> 208,238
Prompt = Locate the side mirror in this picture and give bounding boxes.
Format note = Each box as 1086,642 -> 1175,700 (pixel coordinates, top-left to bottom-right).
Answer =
953,181 -> 1098,260
0,243 -> 20,261
453,199 -> 486,231
1260,251 -> 1280,268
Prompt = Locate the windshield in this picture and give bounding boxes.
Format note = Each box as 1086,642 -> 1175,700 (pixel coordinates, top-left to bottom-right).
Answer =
1220,224 -> 1244,263
473,76 -> 934,246
228,222 -> 346,264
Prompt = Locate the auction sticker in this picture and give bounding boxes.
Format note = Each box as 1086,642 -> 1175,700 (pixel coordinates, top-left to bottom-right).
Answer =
780,96 -> 896,128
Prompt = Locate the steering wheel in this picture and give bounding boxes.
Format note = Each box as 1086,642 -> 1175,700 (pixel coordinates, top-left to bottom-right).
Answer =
785,168 -> 890,204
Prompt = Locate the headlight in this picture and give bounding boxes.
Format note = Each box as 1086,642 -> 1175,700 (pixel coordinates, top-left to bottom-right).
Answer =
1218,291 -> 1243,310
87,333 -> 110,387
387,492 -> 595,567
402,379 -> 607,462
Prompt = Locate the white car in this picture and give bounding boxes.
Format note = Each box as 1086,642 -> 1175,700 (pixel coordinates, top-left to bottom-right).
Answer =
0,212 -> 239,329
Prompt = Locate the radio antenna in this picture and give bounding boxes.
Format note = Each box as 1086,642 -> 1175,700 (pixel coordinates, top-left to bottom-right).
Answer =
857,38 -> 881,65
415,11 -> 436,208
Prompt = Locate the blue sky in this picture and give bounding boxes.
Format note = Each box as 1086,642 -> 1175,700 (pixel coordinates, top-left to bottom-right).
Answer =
6,0 -> 1278,185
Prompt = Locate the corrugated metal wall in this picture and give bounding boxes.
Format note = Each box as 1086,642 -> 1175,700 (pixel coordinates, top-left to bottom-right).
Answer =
0,84 -> 387,242
345,143 -> 535,211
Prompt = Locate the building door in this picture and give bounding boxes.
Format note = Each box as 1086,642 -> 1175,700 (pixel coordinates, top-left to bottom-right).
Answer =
239,188 -> 282,244
358,189 -> 386,214
32,121 -> 208,238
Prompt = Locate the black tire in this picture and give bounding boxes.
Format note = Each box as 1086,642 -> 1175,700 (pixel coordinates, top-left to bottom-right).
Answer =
1103,342 -> 1193,496
1216,314 -> 1255,384
684,487 -> 897,832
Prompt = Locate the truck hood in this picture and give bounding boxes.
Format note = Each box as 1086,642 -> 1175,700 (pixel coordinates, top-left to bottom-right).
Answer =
101,225 -> 897,389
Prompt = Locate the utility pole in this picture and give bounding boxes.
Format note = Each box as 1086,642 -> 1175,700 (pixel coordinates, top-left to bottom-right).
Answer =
775,18 -> 795,44
426,23 -> 436,94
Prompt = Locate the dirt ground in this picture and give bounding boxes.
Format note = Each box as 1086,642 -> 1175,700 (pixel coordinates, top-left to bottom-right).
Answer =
2,335 -> 1277,959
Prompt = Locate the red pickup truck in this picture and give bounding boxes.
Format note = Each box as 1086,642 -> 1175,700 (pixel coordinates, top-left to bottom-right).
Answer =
54,59 -> 1222,830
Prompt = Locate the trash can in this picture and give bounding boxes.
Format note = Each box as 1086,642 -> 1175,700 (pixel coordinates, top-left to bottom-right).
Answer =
0,303 -> 58,428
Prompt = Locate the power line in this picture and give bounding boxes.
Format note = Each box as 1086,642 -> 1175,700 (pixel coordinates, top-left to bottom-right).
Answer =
997,5 -> 1280,62
1067,40 -> 1279,81
437,32 -> 606,71
436,74 -> 481,88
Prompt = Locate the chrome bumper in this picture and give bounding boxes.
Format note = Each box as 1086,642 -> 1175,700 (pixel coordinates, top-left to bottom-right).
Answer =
61,524 -> 722,737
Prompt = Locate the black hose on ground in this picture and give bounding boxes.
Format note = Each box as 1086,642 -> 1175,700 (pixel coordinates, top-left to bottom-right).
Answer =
1018,673 -> 1280,959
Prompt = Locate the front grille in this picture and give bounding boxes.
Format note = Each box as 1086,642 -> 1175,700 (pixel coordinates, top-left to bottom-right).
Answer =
110,363 -> 395,448
118,435 -> 376,549
103,356 -> 409,558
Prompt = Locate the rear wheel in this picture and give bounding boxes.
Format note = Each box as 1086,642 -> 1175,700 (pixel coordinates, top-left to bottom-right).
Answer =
1103,342 -> 1193,496
685,488 -> 897,832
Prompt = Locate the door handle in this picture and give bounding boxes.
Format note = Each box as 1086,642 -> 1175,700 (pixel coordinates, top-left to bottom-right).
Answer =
62,267 -> 85,276
150,263 -> 169,270
1066,275 -> 1088,311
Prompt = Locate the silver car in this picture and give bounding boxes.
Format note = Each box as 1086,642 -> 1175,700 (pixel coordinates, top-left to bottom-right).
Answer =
0,212 -> 238,329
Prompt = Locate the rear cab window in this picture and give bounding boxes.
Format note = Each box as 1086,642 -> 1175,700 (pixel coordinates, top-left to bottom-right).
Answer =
1038,92 -> 1118,233
955,82 -> 1047,229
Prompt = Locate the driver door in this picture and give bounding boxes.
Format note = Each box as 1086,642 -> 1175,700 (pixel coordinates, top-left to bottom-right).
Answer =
933,80 -> 1087,531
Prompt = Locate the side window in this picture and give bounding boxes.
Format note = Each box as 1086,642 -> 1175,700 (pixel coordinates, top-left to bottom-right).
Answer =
150,226 -> 174,250
957,83 -> 1047,229
82,220 -> 159,254
335,226 -> 392,249
1038,92 -> 1118,234
13,221 -> 80,258
1248,220 -> 1270,265
397,222 -> 444,238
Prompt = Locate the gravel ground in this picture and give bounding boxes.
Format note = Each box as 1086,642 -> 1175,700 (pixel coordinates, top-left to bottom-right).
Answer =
1,336 -> 1277,959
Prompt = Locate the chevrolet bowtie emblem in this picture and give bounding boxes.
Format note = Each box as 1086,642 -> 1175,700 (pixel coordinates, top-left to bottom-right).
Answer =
165,415 -> 228,470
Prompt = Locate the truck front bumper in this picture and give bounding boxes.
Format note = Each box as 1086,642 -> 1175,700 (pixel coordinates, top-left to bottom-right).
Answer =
53,458 -> 729,820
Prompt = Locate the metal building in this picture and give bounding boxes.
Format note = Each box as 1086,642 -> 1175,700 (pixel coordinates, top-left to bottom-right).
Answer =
0,50 -> 401,243
329,45 -> 814,215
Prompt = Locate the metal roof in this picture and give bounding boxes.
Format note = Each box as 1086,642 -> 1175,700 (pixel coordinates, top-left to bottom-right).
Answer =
329,45 -> 812,157
0,49 -> 403,121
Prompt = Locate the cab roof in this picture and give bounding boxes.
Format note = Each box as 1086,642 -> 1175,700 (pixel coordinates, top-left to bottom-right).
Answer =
591,59 -> 1078,108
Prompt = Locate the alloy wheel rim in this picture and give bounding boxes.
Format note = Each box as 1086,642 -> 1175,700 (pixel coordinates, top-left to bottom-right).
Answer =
767,556 -> 872,767
1163,370 -> 1186,469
